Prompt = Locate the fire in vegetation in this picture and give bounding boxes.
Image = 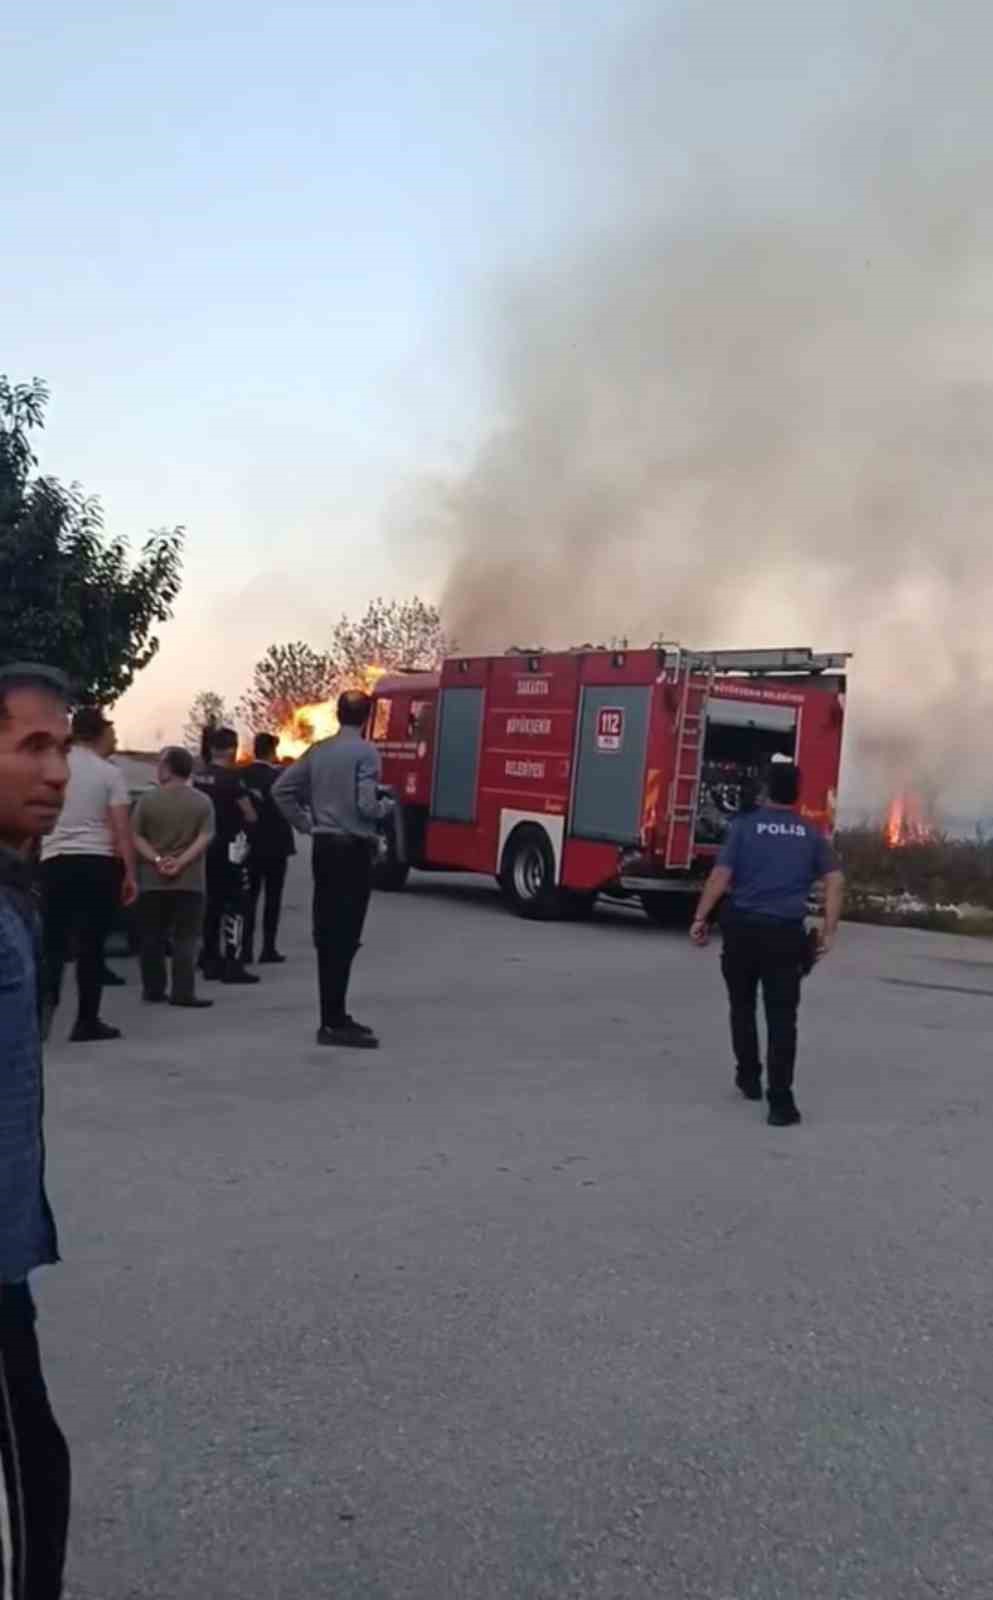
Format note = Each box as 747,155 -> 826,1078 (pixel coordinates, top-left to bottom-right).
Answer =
274,665 -> 388,759
885,791 -> 934,849
276,701 -> 340,760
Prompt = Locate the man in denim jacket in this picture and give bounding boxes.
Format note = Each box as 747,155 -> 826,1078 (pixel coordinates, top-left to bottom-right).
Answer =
0,663 -> 72,1598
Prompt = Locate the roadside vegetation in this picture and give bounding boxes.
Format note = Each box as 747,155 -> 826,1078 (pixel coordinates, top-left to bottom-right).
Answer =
837,828 -> 993,936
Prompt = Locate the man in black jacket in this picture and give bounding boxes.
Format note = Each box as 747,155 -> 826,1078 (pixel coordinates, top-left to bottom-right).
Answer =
0,662 -> 73,1599
193,726 -> 258,984
240,732 -> 295,965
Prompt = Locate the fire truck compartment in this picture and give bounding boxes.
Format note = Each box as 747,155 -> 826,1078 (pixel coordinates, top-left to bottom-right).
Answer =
431,687 -> 484,823
694,698 -> 798,845
569,685 -> 652,845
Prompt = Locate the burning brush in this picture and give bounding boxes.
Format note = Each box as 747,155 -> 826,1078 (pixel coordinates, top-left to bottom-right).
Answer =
885,790 -> 934,849
273,665 -> 388,760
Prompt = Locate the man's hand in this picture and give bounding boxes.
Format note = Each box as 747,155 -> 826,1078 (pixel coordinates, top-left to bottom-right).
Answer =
816,926 -> 835,961
121,872 -> 138,907
157,856 -> 181,879
690,917 -> 711,947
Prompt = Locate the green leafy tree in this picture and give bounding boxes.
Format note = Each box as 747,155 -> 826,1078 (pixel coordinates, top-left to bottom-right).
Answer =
237,641 -> 338,734
330,596 -> 449,685
183,690 -> 232,753
0,376 -> 184,703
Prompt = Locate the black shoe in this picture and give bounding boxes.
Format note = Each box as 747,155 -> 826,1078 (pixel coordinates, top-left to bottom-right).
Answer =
170,997 -> 214,1009
735,1072 -> 763,1102
142,992 -> 168,1005
767,1094 -> 802,1127
221,964 -> 261,985
199,960 -> 222,981
341,1013 -> 375,1036
69,1020 -> 122,1043
101,967 -> 126,987
317,1022 -> 379,1050
259,950 -> 286,964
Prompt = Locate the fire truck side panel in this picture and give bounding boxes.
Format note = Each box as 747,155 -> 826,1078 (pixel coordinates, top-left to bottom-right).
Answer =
423,818 -> 494,874
794,678 -> 845,831
568,684 -> 653,845
641,678 -> 675,845
432,687 -> 485,823
470,655 -> 579,881
560,837 -> 624,891
370,688 -> 436,808
477,657 -> 577,826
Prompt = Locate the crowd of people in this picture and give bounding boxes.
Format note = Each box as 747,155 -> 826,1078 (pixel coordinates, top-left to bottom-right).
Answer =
33,700 -> 381,1044
1,658 -> 842,1597
1,662 -> 396,1597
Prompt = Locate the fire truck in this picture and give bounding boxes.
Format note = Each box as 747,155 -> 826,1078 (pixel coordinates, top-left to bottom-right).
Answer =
367,645 -> 849,924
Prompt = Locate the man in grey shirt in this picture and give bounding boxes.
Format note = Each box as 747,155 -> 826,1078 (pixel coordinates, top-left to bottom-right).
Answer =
273,690 -> 390,1049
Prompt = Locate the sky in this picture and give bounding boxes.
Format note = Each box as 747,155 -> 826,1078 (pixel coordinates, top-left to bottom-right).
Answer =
6,1 -> 992,818
2,0 -> 646,744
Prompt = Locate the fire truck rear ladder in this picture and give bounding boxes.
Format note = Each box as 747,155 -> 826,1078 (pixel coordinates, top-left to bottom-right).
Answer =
663,662 -> 715,871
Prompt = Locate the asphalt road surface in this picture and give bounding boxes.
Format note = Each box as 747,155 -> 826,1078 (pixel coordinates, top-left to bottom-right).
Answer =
43,859 -> 993,1599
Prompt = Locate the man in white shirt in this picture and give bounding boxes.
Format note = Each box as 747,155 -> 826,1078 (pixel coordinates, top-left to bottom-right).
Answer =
40,707 -> 138,1042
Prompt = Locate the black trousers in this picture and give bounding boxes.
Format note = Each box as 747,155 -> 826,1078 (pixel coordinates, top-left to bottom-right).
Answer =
139,891 -> 205,1002
721,918 -> 808,1097
41,854 -> 118,1027
242,855 -> 289,961
0,1285 -> 71,1600
202,851 -> 248,967
312,835 -> 374,1027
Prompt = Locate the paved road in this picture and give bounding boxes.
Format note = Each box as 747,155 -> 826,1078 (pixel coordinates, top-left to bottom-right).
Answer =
42,860 -> 993,1599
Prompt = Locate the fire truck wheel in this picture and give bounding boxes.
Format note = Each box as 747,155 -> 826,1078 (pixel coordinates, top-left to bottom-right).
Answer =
372,828 -> 410,892
500,825 -> 562,920
640,892 -> 691,928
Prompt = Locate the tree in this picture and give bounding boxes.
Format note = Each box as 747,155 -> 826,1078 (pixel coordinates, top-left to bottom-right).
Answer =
0,376 -> 184,703
183,690 -> 232,753
330,596 -> 449,685
237,641 -> 337,734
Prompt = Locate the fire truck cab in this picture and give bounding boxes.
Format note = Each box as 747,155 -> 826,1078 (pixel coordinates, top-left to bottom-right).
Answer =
368,645 -> 848,924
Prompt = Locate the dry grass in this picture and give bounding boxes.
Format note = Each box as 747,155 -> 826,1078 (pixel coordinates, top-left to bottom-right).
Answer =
836,827 -> 993,936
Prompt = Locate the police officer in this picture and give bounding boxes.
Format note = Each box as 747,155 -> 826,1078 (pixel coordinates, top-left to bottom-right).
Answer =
690,762 -> 844,1126
272,690 -> 390,1049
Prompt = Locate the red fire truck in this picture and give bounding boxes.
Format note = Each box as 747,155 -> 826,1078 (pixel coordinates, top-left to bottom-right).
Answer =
367,645 -> 848,924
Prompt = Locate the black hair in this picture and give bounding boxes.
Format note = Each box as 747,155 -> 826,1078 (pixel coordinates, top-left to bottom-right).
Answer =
768,763 -> 801,806
254,731 -> 278,759
161,745 -> 194,780
337,689 -> 371,729
738,775 -> 760,814
71,705 -> 110,743
209,725 -> 239,755
0,661 -> 72,721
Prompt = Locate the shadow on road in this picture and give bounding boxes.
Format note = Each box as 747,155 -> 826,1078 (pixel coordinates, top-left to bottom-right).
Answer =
394,872 -> 693,939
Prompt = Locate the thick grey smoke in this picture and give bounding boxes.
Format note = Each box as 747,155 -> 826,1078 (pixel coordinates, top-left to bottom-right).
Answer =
432,0 -> 993,815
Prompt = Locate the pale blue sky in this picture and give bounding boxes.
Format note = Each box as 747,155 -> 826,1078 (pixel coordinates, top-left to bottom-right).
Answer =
2,0 -> 648,741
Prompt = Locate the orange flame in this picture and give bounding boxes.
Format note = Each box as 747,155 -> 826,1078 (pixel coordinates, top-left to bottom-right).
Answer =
276,701 -> 340,760
273,665 -> 388,759
885,790 -> 932,848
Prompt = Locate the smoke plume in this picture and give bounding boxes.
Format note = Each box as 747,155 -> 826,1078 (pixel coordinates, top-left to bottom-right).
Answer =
432,0 -> 993,815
